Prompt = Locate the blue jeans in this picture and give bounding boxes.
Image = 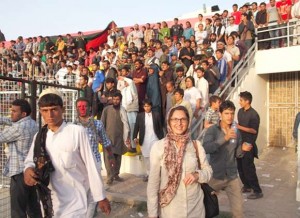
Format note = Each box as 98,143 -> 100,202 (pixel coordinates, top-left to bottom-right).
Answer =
268,22 -> 279,48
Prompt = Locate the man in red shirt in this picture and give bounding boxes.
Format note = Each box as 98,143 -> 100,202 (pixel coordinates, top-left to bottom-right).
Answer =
232,3 -> 242,25
276,0 -> 292,46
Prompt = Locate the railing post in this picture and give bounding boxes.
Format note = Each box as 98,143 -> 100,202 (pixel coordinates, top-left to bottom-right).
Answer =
287,21 -> 290,47
30,80 -> 37,121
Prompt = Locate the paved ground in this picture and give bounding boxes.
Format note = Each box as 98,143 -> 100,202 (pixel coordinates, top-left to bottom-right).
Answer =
97,147 -> 300,218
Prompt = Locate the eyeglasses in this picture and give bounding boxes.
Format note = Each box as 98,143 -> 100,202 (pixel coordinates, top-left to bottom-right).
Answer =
170,118 -> 188,123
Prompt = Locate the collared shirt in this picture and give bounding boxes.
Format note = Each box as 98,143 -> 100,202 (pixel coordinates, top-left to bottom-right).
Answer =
205,107 -> 219,125
203,122 -> 243,180
0,116 -> 38,177
77,118 -> 111,172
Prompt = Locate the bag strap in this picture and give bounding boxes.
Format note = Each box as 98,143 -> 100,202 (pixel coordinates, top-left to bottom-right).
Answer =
192,140 -> 201,170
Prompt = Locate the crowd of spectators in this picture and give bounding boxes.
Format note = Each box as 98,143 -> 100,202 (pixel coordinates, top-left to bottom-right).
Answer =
0,1 -> 299,119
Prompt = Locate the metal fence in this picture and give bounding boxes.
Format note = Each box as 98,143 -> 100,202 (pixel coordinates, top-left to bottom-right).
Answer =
0,76 -> 80,217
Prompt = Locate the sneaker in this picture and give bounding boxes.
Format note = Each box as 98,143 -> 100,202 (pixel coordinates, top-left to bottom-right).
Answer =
247,192 -> 263,199
114,175 -> 124,182
241,187 -> 252,193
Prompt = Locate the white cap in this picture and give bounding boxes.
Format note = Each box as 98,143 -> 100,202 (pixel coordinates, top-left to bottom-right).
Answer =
39,88 -> 63,99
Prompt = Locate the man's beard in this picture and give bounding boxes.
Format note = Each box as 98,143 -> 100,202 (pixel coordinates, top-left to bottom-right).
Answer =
113,104 -> 120,109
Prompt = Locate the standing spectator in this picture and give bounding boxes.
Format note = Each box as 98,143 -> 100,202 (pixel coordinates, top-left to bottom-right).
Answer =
91,62 -> 105,117
131,24 -> 144,50
237,91 -> 263,199
144,23 -> 154,46
226,35 -> 241,67
239,13 -> 255,49
179,39 -> 194,69
107,29 -> 116,48
204,95 -> 221,129
75,97 -> 113,218
79,75 -> 94,114
132,59 -> 148,111
15,36 -> 26,57
195,67 -> 209,109
213,18 -> 226,43
55,60 -> 68,85
165,81 -> 175,114
291,0 -> 300,45
171,18 -> 183,40
76,31 -> 87,50
152,22 -> 161,41
55,35 -> 65,52
32,37 -> 39,54
277,0 -> 292,47
146,65 -> 161,114
159,61 -> 174,118
133,99 -> 164,182
204,57 -> 220,94
184,76 -> 202,120
222,10 -> 230,28
182,21 -> 195,40
293,112 -> 300,140
101,92 -> 130,185
38,36 -> 45,52
194,14 -> 206,32
24,89 -> 111,217
24,37 -> 33,53
44,36 -> 55,53
173,88 -> 193,123
195,24 -> 207,46
215,49 -> 228,86
66,34 -> 76,54
174,66 -> 186,90
232,4 -> 242,25
256,2 -> 270,50
203,100 -> 249,217
225,16 -> 239,41
0,99 -> 42,217
117,67 -> 139,152
147,105 -> 212,218
159,21 -> 170,42
268,0 -> 281,48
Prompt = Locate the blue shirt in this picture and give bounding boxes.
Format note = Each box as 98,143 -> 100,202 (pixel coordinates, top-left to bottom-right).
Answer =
92,70 -> 105,92
77,118 -> 111,165
0,116 -> 38,177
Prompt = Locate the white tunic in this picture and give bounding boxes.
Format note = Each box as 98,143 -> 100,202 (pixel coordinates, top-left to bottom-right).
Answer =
142,112 -> 159,157
25,122 -> 106,217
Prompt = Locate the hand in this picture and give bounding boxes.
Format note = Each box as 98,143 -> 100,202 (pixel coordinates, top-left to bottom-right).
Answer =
183,172 -> 199,186
133,138 -> 138,144
224,128 -> 237,141
159,71 -> 164,77
24,167 -> 38,186
125,138 -> 131,146
98,198 -> 111,215
109,159 -> 116,168
242,142 -> 253,151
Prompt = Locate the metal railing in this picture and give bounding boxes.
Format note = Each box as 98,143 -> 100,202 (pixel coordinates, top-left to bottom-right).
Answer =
256,18 -> 300,48
0,76 -> 80,217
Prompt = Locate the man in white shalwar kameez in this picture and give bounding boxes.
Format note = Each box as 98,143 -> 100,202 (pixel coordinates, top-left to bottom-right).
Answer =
24,88 -> 111,217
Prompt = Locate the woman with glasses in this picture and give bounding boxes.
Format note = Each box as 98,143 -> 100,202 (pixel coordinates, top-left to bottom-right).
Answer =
147,105 -> 212,218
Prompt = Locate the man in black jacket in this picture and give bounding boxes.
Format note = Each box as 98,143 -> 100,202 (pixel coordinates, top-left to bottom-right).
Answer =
133,99 -> 164,181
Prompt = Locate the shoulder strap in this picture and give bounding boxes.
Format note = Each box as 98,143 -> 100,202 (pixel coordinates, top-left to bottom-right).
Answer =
192,140 -> 201,170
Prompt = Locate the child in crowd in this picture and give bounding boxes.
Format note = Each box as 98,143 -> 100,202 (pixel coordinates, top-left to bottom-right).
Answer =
133,99 -> 164,182
204,95 -> 222,129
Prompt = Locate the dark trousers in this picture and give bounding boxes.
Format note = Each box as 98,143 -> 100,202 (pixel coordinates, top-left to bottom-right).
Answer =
237,149 -> 262,193
10,173 -> 42,218
103,150 -> 122,180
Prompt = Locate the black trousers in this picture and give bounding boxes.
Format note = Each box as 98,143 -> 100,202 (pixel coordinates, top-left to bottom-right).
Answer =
237,149 -> 262,193
10,173 -> 42,218
103,150 -> 122,180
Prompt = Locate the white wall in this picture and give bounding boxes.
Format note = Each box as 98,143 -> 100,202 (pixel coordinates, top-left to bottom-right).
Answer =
230,67 -> 269,153
255,46 -> 300,74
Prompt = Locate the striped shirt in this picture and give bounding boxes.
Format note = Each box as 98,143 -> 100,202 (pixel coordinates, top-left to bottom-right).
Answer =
0,116 -> 38,177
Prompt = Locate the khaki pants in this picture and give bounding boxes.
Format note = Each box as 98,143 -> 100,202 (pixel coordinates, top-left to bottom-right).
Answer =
209,177 -> 244,218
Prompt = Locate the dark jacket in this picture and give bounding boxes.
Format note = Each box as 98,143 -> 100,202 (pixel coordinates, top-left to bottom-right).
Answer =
203,122 -> 243,180
133,112 -> 164,145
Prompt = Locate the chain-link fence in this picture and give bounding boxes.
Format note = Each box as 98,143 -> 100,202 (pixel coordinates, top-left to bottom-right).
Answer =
0,76 -> 79,217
